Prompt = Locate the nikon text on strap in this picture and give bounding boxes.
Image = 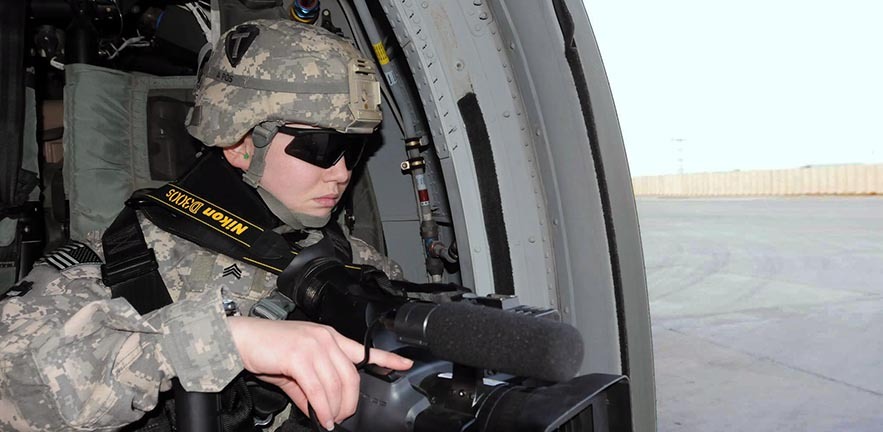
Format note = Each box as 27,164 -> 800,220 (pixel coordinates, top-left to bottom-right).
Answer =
135,151 -> 354,275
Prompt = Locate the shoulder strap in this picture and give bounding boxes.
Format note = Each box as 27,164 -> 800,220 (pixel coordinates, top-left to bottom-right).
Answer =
322,220 -> 353,263
140,184 -> 295,275
101,205 -> 173,315
103,204 -> 258,432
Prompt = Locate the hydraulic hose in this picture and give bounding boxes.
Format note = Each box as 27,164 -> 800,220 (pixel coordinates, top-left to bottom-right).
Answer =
350,0 -> 426,139
349,0 -> 454,282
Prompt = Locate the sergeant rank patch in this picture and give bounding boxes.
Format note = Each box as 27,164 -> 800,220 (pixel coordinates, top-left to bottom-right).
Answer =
223,264 -> 242,279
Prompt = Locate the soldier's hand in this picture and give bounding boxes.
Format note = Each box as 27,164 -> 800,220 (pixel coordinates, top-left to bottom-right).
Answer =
227,316 -> 412,430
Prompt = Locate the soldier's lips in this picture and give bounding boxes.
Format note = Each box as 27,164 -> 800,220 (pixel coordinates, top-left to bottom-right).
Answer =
314,195 -> 339,208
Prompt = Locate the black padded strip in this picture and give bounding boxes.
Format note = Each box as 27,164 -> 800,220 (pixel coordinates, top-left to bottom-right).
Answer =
457,93 -> 514,295
553,0 -> 629,376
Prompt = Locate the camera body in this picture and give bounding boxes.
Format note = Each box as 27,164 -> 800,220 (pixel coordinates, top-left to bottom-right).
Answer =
276,241 -> 633,432
344,357 -> 632,432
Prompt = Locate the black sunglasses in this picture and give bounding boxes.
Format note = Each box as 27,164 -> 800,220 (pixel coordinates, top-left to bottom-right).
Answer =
277,126 -> 369,170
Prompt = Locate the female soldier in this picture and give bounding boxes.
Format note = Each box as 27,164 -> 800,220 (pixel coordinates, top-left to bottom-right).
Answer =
0,19 -> 410,431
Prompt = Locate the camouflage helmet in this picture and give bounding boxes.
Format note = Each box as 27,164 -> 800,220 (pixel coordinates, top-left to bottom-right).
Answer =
186,19 -> 382,147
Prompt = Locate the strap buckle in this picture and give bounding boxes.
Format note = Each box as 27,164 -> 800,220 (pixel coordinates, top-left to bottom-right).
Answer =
250,292 -> 296,320
252,121 -> 282,148
101,248 -> 159,287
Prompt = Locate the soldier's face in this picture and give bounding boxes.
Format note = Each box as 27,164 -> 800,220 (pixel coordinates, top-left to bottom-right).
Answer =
260,127 -> 352,218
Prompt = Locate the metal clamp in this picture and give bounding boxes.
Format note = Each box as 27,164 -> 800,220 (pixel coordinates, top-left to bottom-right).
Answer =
400,157 -> 426,172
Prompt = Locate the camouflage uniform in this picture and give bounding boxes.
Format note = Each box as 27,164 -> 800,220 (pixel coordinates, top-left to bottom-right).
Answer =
0,19 -> 397,431
0,214 -> 402,431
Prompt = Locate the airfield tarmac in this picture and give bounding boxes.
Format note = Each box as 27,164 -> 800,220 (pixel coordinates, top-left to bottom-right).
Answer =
637,197 -> 883,432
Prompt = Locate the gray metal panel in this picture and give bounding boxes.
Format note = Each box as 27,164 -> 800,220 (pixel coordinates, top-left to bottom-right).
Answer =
374,1 -> 654,429
481,0 -> 627,397
379,0 -> 497,294
562,1 -> 657,430
379,220 -> 424,281
378,0 -> 623,360
481,0 -> 656,429
382,0 -> 653,429
379,1 -> 556,304
438,3 -> 559,306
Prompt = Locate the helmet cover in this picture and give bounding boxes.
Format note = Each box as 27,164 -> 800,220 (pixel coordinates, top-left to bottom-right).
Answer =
186,19 -> 382,147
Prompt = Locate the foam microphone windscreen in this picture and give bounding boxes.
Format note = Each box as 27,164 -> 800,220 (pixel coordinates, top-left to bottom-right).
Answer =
402,302 -> 584,382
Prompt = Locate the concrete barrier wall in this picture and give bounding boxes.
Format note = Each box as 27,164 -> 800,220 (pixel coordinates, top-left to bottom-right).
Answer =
632,164 -> 883,197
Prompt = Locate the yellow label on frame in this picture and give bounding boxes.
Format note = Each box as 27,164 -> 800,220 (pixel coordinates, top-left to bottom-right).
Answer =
372,42 -> 390,65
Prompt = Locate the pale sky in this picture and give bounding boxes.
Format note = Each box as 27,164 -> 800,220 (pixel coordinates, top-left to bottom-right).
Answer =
583,1 -> 883,176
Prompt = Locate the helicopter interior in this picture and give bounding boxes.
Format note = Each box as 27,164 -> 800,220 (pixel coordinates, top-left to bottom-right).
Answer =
0,1 -> 655,430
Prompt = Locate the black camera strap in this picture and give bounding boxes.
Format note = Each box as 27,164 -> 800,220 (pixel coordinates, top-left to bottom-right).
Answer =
101,205 -> 172,315
102,150 -> 357,315
134,151 -> 354,275
100,151 -> 355,432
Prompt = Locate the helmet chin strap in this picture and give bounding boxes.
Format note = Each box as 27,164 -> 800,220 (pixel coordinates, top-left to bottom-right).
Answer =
257,188 -> 331,229
242,121 -> 332,229
241,121 -> 277,190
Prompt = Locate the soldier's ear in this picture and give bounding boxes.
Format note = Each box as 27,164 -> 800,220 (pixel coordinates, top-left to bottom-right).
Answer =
224,134 -> 254,170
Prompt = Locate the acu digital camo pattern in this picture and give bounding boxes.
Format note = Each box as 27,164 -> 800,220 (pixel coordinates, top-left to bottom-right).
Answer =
0,215 -> 402,431
187,19 -> 382,148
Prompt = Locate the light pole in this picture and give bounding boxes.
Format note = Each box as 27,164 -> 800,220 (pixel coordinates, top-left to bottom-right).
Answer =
671,138 -> 686,174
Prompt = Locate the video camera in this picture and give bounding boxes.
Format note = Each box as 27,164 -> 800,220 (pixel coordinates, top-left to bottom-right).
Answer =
267,237 -> 633,432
